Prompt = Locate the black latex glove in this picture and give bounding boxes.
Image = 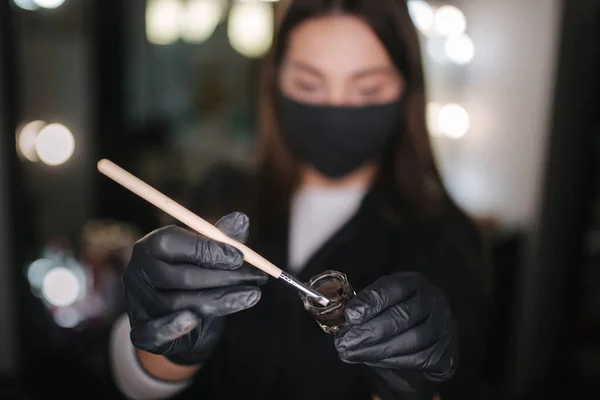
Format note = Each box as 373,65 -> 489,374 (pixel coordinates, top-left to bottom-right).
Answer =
123,212 -> 267,366
335,272 -> 458,399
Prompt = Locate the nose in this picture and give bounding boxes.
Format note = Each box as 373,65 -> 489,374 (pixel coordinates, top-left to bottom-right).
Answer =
325,83 -> 349,106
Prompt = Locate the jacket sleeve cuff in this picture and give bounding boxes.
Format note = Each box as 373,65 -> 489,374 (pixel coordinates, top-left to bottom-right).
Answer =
109,313 -> 194,400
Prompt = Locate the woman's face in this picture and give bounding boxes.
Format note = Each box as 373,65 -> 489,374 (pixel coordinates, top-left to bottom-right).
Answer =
279,14 -> 404,107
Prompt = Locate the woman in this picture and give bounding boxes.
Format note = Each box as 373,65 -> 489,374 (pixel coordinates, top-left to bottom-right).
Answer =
110,1 -> 488,399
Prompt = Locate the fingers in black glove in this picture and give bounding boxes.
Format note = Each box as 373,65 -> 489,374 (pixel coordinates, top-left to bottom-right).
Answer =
130,310 -> 198,352
214,211 -> 250,243
335,272 -> 457,380
128,233 -> 266,291
124,212 -> 267,365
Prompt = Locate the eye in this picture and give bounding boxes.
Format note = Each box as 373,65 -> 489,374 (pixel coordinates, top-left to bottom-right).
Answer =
294,79 -> 319,92
359,86 -> 383,97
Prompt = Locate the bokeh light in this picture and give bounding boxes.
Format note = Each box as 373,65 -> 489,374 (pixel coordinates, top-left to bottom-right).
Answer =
438,103 -> 470,139
41,267 -> 81,307
407,0 -> 434,35
445,34 -> 475,65
13,0 -> 39,10
35,123 -> 75,166
54,307 -> 82,328
17,120 -> 45,162
227,2 -> 274,58
33,0 -> 66,9
146,0 -> 180,45
179,0 -> 223,44
27,258 -> 55,290
427,102 -> 443,136
434,5 -> 467,37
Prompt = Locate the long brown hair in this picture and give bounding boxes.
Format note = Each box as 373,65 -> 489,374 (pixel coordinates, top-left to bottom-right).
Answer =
255,0 -> 487,279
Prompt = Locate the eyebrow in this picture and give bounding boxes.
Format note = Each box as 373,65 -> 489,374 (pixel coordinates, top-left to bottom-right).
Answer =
287,61 -> 395,79
351,66 -> 396,79
287,61 -> 325,78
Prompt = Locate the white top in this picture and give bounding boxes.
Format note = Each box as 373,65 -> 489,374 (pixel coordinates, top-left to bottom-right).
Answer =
288,185 -> 367,272
110,185 -> 367,399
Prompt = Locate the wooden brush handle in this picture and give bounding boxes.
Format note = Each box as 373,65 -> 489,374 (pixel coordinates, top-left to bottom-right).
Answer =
97,159 -> 283,279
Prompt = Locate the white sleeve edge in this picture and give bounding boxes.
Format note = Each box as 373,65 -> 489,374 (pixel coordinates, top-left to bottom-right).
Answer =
109,314 -> 193,400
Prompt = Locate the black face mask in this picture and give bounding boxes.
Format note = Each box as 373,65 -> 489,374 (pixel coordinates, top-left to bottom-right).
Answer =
278,95 -> 404,178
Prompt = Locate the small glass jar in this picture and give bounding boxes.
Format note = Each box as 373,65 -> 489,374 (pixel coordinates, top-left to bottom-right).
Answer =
301,270 -> 355,334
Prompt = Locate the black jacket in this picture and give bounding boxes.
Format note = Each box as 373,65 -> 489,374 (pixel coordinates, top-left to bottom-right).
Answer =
175,190 -> 487,400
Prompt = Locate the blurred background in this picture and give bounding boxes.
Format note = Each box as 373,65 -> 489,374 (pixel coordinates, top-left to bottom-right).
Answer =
0,0 -> 598,398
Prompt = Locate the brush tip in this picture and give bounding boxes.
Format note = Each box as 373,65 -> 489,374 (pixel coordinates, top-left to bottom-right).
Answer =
317,296 -> 330,306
